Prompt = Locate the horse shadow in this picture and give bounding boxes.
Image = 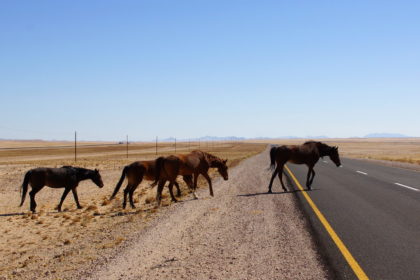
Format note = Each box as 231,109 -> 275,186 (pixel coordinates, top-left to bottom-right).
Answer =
237,189 -> 305,197
0,212 -> 26,217
237,171 -> 320,198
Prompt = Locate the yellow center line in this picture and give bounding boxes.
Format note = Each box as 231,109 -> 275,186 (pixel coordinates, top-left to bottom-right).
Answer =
285,165 -> 369,280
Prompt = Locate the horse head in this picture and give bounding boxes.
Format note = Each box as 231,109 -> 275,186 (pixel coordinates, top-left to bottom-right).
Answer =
91,169 -> 104,188
215,159 -> 229,180
329,146 -> 342,167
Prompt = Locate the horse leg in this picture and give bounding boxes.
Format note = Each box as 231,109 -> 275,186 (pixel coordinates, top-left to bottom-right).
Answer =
183,175 -> 197,199
128,184 -> 140,209
277,165 -> 287,192
174,181 -> 182,197
309,168 -> 316,188
168,182 -> 178,202
202,173 -> 214,197
306,167 -> 314,190
57,188 -> 71,212
192,173 -> 199,199
268,167 -> 279,193
129,174 -> 143,209
29,186 -> 42,213
71,188 -> 82,209
183,175 -> 194,194
156,181 -> 165,207
122,184 -> 131,209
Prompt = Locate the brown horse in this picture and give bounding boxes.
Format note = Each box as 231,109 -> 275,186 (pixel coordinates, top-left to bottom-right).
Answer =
268,141 -> 341,192
110,159 -> 192,209
154,150 -> 229,206
19,166 -> 104,212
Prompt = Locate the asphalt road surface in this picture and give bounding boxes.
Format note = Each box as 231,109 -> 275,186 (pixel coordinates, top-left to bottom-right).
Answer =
284,157 -> 420,280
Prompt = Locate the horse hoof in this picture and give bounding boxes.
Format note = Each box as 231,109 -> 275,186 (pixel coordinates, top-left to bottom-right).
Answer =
77,206 -> 83,209
172,199 -> 178,203
268,190 -> 272,194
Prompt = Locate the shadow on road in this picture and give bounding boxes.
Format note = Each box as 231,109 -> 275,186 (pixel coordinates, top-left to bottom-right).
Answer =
237,190 -> 305,197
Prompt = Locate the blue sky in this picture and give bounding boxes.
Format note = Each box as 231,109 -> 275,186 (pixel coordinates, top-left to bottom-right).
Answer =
1,0 -> 419,141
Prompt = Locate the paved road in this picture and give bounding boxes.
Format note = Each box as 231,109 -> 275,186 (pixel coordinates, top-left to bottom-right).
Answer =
284,157 -> 420,280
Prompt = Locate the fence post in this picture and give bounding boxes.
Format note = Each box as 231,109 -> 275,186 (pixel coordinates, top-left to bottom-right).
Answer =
155,136 -> 158,155
74,131 -> 77,162
126,135 -> 128,159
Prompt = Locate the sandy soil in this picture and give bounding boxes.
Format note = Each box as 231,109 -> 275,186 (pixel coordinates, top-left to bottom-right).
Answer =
0,143 -> 266,279
79,148 -> 328,280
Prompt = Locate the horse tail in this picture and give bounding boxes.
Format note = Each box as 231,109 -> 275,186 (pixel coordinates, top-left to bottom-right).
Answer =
151,157 -> 165,187
269,146 -> 278,170
19,170 -> 31,207
110,166 -> 128,200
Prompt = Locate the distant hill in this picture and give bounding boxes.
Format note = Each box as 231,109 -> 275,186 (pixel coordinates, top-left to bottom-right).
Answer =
364,133 -> 410,138
160,136 -> 246,142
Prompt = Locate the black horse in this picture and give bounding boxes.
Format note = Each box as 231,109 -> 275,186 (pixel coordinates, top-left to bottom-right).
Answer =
19,166 -> 104,212
268,141 -> 341,192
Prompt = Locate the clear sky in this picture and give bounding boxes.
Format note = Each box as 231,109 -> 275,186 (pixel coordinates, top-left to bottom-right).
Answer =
1,0 -> 419,141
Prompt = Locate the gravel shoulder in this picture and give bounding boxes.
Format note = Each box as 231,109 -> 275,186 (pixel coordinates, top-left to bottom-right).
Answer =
81,149 -> 328,280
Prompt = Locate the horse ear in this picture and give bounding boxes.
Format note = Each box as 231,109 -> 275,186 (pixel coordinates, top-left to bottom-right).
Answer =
224,159 -> 228,164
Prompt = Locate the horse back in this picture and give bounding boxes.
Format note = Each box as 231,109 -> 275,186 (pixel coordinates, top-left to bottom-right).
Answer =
28,167 -> 76,188
276,145 -> 319,165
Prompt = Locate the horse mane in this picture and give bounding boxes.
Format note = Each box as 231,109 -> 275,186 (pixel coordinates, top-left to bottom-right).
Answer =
303,141 -> 332,156
203,151 -> 224,167
61,166 -> 94,179
62,166 -> 90,172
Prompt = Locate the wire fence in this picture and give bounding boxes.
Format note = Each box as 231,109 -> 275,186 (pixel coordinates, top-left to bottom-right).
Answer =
0,136 -> 241,163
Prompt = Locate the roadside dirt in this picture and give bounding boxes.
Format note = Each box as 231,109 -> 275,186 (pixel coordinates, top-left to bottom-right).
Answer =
81,149 -> 328,280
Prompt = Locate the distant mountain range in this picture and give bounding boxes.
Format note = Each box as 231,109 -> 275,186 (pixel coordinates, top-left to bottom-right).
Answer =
159,133 -> 412,142
160,136 -> 246,142
364,133 -> 410,138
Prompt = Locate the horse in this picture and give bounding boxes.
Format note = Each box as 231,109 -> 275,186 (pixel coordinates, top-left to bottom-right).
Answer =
19,166 -> 104,213
268,141 -> 341,193
153,150 -> 229,206
109,159 -> 192,209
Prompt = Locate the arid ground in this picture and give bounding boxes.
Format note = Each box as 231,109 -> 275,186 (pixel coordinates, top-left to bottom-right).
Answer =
0,141 -> 265,279
0,138 -> 418,279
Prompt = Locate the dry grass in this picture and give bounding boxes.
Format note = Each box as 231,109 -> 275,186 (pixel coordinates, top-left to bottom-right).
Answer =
0,140 -> 265,279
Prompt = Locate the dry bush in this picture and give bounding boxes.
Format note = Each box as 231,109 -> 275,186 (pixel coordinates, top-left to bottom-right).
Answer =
101,199 -> 110,206
85,205 -> 98,212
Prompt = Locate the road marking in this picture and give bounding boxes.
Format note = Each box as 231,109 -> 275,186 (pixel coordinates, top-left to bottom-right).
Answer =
356,171 -> 368,175
394,183 -> 419,192
285,165 -> 369,280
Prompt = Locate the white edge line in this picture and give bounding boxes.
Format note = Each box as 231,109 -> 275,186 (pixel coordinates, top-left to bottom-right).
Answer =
394,183 -> 420,192
356,171 -> 368,175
